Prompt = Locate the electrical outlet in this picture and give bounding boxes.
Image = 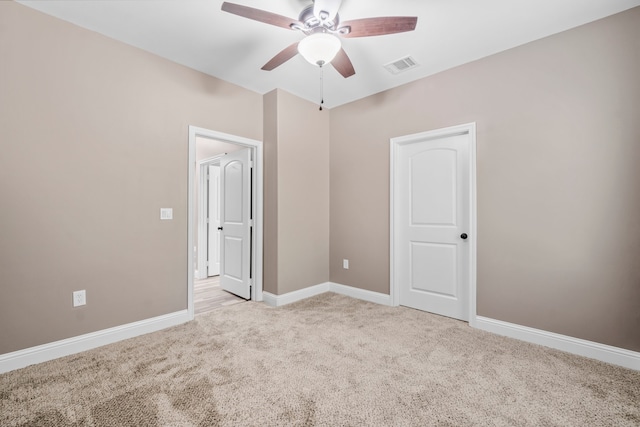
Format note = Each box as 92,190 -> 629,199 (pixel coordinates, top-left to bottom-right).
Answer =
73,290 -> 86,307
343,259 -> 349,269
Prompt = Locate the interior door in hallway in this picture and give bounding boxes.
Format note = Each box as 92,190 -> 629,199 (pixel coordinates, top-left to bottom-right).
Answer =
219,148 -> 251,299
395,128 -> 472,321
207,164 -> 221,276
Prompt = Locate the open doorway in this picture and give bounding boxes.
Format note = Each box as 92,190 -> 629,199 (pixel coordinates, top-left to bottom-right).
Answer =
187,126 -> 263,319
196,148 -> 241,280
195,147 -> 243,315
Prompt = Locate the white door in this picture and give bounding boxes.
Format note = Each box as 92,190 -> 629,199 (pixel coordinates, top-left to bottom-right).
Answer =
207,165 -> 221,276
219,148 -> 251,299
394,127 -> 473,321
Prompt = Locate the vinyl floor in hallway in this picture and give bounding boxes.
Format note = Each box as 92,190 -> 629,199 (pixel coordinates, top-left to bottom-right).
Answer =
194,275 -> 246,315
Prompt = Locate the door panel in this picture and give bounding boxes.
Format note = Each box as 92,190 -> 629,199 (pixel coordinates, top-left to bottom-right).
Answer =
223,236 -> 243,279
411,149 -> 457,226
410,242 -> 457,297
397,132 -> 470,321
223,162 -> 243,223
219,148 -> 251,300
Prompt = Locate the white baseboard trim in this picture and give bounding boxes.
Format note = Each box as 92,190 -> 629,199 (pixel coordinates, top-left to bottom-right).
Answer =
329,282 -> 392,306
261,292 -> 279,307
475,316 -> 640,371
263,283 -> 331,307
262,282 -> 393,307
0,310 -> 190,374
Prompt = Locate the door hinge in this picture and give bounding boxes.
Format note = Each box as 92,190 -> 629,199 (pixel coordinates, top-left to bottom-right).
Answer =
206,218 -> 209,224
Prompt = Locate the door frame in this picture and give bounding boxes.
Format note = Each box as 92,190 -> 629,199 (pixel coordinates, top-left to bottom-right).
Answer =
188,126 -> 263,320
389,122 -> 477,326
196,155 -> 224,280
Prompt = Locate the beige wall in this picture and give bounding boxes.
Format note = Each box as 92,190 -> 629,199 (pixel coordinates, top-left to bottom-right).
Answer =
264,90 -> 330,295
330,7 -> 640,352
263,91 -> 279,294
0,2 -> 262,354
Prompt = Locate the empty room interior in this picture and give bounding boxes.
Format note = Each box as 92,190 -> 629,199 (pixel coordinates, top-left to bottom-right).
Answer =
1,0 -> 639,425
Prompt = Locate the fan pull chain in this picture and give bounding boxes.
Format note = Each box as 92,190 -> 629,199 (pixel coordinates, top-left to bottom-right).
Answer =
319,66 -> 324,111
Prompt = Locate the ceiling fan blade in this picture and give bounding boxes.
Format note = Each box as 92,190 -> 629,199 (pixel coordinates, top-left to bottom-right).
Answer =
261,42 -> 300,71
221,2 -> 300,30
313,0 -> 342,22
332,48 -> 355,78
340,16 -> 418,38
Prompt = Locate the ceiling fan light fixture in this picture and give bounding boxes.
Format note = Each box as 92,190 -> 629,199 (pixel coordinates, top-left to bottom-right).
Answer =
298,33 -> 341,67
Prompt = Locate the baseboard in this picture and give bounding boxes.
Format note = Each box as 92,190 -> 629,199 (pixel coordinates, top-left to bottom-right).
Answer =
261,292 -> 278,307
263,283 -> 331,307
262,282 -> 392,308
474,316 -> 640,371
0,310 -> 191,374
329,282 -> 392,306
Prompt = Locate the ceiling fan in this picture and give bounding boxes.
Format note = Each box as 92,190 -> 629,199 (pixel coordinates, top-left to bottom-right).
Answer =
221,0 -> 418,78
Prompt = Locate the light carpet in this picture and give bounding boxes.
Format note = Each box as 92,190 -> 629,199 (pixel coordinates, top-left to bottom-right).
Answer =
1,293 -> 638,426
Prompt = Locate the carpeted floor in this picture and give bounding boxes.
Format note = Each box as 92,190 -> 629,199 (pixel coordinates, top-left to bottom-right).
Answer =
1,293 -> 639,426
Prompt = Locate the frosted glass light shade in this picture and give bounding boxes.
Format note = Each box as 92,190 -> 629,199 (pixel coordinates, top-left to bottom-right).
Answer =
298,33 -> 341,67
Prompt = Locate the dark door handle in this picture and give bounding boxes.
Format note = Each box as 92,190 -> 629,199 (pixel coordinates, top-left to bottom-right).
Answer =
217,227 -> 223,231
460,233 -> 468,240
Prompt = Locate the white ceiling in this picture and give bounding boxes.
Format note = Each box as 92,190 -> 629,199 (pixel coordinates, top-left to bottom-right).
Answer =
17,0 -> 640,109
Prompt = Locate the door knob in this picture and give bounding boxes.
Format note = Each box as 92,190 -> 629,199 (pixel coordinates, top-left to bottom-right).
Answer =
217,227 -> 223,231
460,233 -> 468,240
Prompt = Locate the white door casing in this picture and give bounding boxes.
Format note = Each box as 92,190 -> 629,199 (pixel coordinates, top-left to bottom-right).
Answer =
219,148 -> 252,299
390,123 -> 477,323
188,126 -> 263,320
207,165 -> 221,277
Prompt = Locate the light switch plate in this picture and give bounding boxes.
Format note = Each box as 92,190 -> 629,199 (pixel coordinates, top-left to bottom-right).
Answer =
343,259 -> 349,269
160,208 -> 173,220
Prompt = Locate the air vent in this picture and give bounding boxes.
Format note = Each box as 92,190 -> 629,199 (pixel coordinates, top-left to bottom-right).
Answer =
384,56 -> 419,74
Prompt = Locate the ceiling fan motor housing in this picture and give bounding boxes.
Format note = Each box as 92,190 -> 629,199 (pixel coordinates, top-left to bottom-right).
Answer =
292,5 -> 349,35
